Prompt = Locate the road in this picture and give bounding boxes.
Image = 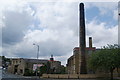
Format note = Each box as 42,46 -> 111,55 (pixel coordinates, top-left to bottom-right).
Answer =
0,69 -> 96,80
2,69 -> 26,78
0,68 -> 2,80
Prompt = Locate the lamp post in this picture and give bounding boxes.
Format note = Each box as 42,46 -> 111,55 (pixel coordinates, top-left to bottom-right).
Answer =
33,43 -> 39,77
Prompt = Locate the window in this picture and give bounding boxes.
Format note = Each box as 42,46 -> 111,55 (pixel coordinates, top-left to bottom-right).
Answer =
20,69 -> 23,73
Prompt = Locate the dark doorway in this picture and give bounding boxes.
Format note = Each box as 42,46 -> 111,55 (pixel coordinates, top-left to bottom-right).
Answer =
14,65 -> 18,74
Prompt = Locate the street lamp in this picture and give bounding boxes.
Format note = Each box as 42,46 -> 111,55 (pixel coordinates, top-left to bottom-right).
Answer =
33,43 -> 39,77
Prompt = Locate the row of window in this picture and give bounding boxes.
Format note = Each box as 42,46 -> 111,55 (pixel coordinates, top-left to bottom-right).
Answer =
12,60 -> 21,64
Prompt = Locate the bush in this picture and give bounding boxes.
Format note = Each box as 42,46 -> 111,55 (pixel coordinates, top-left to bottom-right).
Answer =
24,68 -> 34,76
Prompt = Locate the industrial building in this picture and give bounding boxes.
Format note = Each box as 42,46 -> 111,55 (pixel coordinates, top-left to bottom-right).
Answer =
7,55 -> 61,75
66,37 -> 96,74
66,3 -> 120,75
66,3 -> 96,74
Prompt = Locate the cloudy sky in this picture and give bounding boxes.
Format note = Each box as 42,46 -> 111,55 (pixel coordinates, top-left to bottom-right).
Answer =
0,0 -> 119,65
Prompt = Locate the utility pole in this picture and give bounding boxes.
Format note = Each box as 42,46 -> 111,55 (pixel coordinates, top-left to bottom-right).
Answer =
33,43 -> 39,77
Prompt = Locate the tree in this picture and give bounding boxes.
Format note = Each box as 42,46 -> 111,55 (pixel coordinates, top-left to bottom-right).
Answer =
39,65 -> 47,76
88,44 -> 120,80
60,65 -> 66,74
2,56 -> 10,68
24,68 -> 34,76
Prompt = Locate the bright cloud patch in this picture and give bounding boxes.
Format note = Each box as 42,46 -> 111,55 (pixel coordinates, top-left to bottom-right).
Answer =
86,20 -> 118,48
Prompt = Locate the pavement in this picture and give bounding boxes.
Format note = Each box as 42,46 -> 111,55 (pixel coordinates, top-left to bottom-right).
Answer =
2,69 -> 25,78
1,69 -> 120,80
0,68 -> 2,80
0,70 -> 97,80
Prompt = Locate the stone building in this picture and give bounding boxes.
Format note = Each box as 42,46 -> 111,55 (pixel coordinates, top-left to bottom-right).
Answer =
49,60 -> 61,74
7,56 -> 61,75
66,37 -> 96,74
48,55 -> 61,74
7,58 -> 48,75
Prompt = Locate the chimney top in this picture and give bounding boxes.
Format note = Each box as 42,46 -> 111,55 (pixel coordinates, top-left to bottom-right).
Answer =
80,3 -> 84,6
89,37 -> 92,48
89,37 -> 92,39
79,3 -> 84,10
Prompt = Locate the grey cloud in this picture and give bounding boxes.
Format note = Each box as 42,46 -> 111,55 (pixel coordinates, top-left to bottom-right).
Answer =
23,39 -> 72,57
38,39 -> 72,56
118,21 -> 120,50
0,28 -> 2,46
118,29 -> 119,46
2,10 -> 33,46
2,39 -> 74,60
118,2 -> 120,46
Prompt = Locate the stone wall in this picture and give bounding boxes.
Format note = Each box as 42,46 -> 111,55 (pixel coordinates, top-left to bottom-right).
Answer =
42,73 -> 119,79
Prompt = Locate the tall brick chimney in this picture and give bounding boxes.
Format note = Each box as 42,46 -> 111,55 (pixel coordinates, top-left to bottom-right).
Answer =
89,37 -> 92,48
79,3 -> 87,74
